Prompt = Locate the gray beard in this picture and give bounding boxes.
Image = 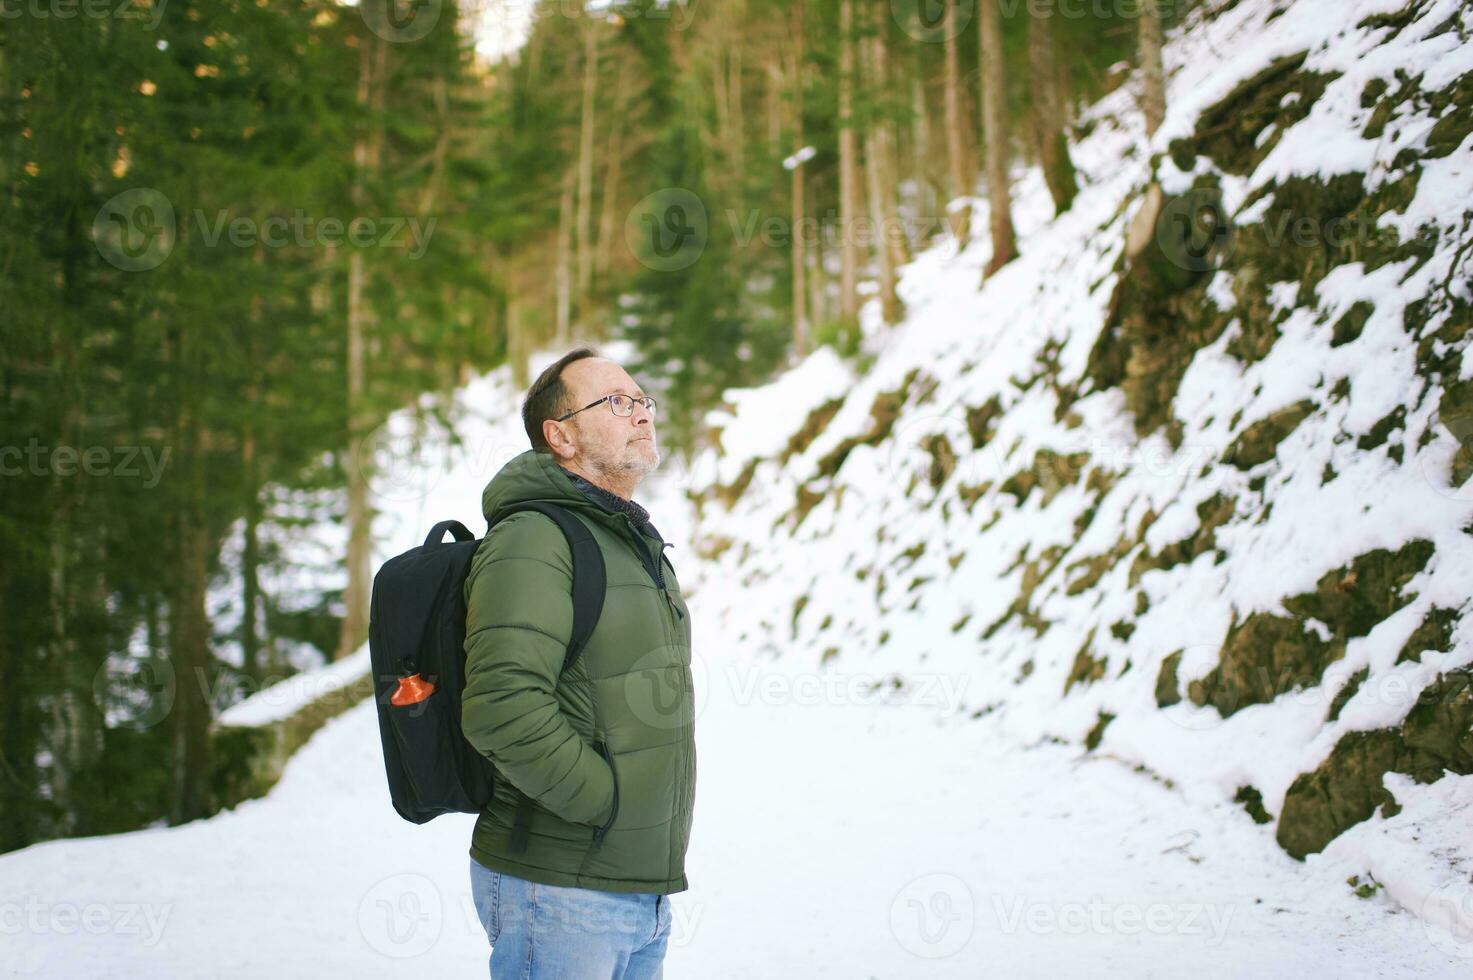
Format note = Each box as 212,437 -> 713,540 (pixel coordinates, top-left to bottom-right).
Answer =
579,437 -> 660,490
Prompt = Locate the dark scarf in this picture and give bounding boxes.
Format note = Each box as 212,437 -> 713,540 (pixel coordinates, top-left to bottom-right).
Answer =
559,466 -> 663,542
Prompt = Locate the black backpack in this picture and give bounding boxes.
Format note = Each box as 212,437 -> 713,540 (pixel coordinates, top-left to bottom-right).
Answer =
368,503 -> 605,847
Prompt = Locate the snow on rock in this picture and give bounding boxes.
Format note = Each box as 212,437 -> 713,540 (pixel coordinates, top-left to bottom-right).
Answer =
215,644 -> 371,729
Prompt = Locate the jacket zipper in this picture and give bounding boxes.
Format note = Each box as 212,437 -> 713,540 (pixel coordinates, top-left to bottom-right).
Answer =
591,739 -> 619,847
620,517 -> 685,620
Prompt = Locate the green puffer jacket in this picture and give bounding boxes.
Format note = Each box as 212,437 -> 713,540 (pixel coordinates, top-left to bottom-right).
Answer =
461,449 -> 695,895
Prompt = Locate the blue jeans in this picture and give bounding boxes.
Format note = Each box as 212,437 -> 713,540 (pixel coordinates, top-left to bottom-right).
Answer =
469,857 -> 671,979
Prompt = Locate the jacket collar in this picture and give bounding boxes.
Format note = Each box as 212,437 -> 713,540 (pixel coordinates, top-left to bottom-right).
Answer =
480,449 -> 663,542
558,466 -> 662,542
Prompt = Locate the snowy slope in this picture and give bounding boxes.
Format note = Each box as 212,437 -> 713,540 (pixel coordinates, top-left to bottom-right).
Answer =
4,0 -> 1473,974
680,0 -> 1473,956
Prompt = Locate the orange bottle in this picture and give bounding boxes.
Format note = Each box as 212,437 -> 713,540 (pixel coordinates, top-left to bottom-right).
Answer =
391,673 -> 436,706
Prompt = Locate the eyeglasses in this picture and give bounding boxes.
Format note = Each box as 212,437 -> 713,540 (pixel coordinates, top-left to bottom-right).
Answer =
556,393 -> 658,422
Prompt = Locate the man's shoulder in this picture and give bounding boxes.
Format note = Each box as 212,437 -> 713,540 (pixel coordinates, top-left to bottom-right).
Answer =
474,511 -> 574,572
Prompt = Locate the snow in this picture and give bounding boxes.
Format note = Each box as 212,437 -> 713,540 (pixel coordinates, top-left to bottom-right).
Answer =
4,620 -> 1468,977
215,645 -> 371,729
783,145 -> 817,171
4,0 -> 1472,974
681,0 -> 1473,963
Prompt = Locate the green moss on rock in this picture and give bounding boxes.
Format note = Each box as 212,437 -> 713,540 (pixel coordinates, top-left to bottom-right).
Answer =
1402,668 -> 1473,774
812,371 -> 918,479
1189,612 -> 1338,717
1327,667 -> 1369,722
1426,98 -> 1473,160
714,458 -> 758,509
1085,711 -> 1116,751
1156,650 -> 1183,708
1439,377 -> 1473,454
1396,605 -> 1461,664
1000,450 -> 1091,506
982,545 -> 1069,640
1281,540 -> 1435,637
781,397 -> 845,464
1065,628 -> 1106,694
1234,785 -> 1273,825
1171,54 -> 1333,177
1191,541 -> 1432,717
923,433 -> 957,489
1086,181 -> 1236,437
1277,730 -> 1410,859
1331,301 -> 1374,347
1278,668 -> 1473,859
1224,401 -> 1315,470
966,396 -> 1004,449
1129,492 -> 1236,586
1357,406 -> 1406,453
208,669 -> 374,814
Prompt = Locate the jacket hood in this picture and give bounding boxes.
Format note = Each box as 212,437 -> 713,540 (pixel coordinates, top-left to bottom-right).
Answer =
481,449 -> 623,532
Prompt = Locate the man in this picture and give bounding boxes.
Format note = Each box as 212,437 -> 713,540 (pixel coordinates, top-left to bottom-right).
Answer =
463,346 -> 696,979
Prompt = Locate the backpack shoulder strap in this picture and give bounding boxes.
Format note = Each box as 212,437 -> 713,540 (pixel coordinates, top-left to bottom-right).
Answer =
492,502 -> 606,857
496,502 -> 605,675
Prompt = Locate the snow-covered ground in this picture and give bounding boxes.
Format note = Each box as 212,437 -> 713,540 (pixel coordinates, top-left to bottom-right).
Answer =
4,605 -> 1468,977
5,0 -> 1472,974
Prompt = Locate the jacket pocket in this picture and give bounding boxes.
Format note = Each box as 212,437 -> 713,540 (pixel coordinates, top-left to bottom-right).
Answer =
590,739 -> 619,848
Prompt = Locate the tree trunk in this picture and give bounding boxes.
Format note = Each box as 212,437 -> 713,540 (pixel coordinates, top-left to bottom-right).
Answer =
169,510 -> 211,824
790,3 -> 809,357
241,430 -> 261,683
168,315 -> 211,825
575,14 -> 599,312
944,0 -> 972,242
1139,0 -> 1167,138
863,4 -> 903,324
595,54 -> 631,284
1028,0 -> 1078,215
242,247 -> 263,683
837,0 -> 860,325
169,506 -> 211,825
337,31 -> 385,662
979,0 -> 1019,277
911,71 -> 940,239
45,414 -> 80,835
764,51 -> 783,154
555,166 -> 574,345
729,17 -> 745,182
513,308 -> 529,388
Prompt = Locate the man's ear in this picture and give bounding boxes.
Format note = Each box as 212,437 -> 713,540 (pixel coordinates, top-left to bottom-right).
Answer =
543,418 -> 575,460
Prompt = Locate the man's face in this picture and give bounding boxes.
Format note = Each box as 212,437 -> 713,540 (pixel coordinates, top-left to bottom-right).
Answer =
554,357 -> 660,483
